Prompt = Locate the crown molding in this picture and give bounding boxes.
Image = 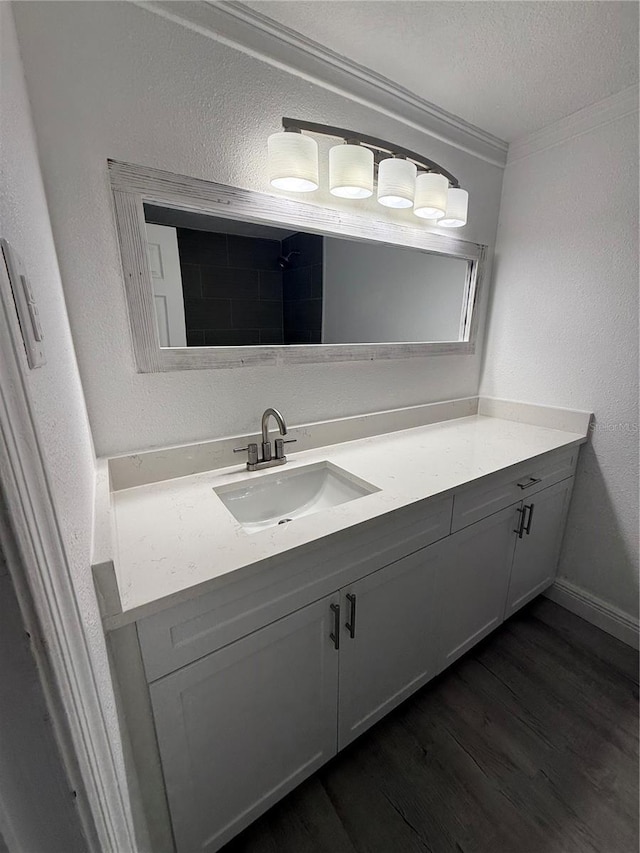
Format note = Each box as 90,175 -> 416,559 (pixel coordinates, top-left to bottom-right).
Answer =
134,0 -> 508,168
508,83 -> 639,165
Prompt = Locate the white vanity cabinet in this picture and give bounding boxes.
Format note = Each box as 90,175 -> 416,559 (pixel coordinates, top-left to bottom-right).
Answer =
437,474 -> 575,671
337,541 -> 444,749
149,595 -> 340,853
436,505 -> 518,670
505,477 -> 574,617
107,445 -> 581,853
147,540 -> 447,852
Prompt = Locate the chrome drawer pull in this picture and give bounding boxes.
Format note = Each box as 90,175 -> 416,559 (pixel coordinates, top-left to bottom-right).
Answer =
517,476 -> 542,490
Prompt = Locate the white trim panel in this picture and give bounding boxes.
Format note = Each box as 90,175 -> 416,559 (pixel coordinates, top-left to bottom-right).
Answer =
544,578 -> 639,650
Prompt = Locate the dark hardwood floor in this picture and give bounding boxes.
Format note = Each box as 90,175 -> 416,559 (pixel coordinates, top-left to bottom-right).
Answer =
222,599 -> 639,853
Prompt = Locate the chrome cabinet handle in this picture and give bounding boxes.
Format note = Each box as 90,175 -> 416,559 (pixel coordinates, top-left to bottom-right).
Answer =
330,603 -> 340,650
345,594 -> 357,639
524,503 -> 535,535
514,506 -> 525,539
517,477 -> 542,490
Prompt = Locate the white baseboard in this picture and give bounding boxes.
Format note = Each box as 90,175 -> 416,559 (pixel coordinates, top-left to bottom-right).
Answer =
544,579 -> 639,650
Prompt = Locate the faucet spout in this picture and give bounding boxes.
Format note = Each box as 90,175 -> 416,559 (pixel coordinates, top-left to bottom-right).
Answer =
261,407 -> 287,446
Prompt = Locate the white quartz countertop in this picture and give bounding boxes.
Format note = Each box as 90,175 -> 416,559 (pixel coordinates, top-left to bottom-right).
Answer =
108,414 -> 587,622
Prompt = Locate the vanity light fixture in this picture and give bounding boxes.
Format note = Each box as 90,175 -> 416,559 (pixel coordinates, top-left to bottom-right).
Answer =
439,187 -> 469,228
267,118 -> 468,228
413,172 -> 449,220
329,142 -> 374,199
267,131 -> 319,192
377,157 -> 417,208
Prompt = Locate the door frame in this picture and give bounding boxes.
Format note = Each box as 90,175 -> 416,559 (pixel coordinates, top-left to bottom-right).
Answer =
0,260 -> 136,852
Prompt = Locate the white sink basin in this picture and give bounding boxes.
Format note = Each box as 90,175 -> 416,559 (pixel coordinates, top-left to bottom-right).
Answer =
214,461 -> 379,534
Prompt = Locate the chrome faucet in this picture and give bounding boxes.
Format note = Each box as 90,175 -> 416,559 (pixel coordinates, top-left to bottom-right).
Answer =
234,408 -> 297,471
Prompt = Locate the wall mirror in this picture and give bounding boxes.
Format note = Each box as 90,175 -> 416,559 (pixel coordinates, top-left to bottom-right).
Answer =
110,161 -> 487,372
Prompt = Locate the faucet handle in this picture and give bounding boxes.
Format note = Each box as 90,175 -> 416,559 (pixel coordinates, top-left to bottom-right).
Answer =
275,438 -> 297,460
234,443 -> 259,465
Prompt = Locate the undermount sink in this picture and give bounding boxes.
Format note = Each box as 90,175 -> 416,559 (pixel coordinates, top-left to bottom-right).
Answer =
214,461 -> 380,534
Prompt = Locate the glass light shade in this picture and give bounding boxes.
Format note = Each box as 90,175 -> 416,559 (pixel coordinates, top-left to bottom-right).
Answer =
329,144 -> 374,199
377,158 -> 417,208
439,188 -> 469,227
413,173 -> 448,219
267,132 -> 319,192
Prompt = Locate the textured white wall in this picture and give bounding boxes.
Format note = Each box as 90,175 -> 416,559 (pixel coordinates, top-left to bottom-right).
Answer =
481,110 -> 639,618
0,4 -> 131,846
323,238 -> 467,343
13,1 -> 503,456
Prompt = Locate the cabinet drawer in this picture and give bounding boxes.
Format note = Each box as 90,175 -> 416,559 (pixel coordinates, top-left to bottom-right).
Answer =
451,448 -> 577,533
138,496 -> 453,681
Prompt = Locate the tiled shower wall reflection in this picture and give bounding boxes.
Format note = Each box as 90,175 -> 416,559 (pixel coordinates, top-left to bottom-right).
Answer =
177,229 -> 323,346
282,232 -> 323,344
178,229 -> 284,346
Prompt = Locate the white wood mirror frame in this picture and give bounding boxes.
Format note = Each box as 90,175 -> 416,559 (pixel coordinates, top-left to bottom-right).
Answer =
109,160 -> 487,372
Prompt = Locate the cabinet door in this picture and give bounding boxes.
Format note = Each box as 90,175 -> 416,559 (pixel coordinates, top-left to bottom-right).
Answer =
149,595 -> 339,853
437,505 -> 518,671
506,478 -> 573,617
338,543 -> 443,750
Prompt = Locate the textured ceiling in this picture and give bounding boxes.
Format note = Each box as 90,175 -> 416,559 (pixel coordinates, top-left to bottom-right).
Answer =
241,1 -> 639,142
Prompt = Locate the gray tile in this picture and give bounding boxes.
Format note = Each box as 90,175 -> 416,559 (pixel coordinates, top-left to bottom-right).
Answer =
177,229 -> 228,267
297,232 -> 323,266
202,267 -> 259,300
311,264 -> 323,299
260,271 -> 283,302
282,232 -> 323,268
231,299 -> 282,330
228,235 -> 281,271
283,266 -> 312,301
204,329 -> 260,346
284,298 -> 322,332
284,330 -> 312,344
260,328 -> 284,344
180,264 -> 201,300
186,329 -> 205,347
184,298 -> 231,330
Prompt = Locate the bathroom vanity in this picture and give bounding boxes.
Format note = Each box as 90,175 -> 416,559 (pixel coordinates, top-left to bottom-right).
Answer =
94,161 -> 594,853
93,398 -> 591,853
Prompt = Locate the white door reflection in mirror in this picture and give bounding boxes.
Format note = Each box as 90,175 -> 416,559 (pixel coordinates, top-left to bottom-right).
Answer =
145,223 -> 187,347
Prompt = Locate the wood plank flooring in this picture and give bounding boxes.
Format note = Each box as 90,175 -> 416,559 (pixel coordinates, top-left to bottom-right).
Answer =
222,600 -> 639,853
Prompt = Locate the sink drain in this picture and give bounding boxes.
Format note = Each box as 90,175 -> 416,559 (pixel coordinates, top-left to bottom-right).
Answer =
278,518 -> 293,525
